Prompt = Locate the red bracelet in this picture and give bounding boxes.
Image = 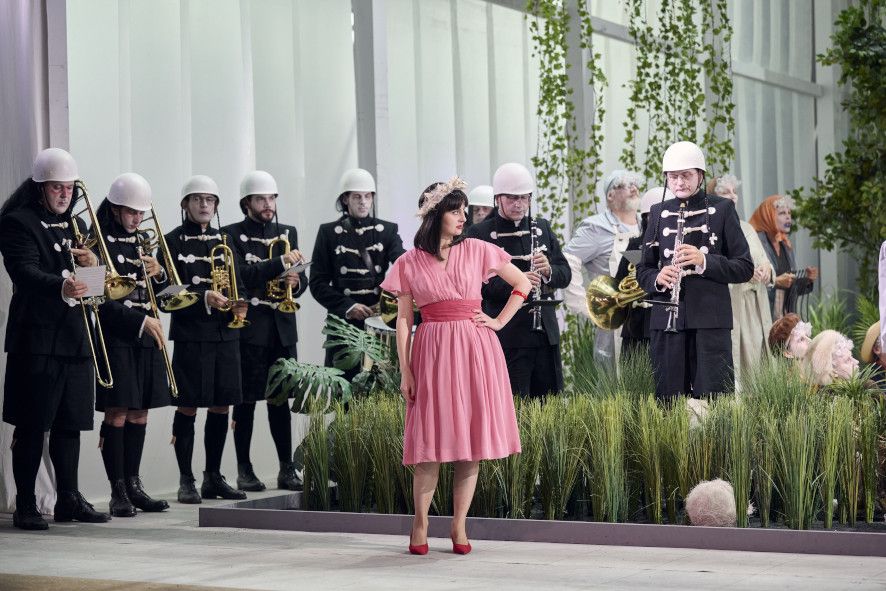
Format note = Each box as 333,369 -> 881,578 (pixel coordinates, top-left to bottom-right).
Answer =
511,289 -> 529,300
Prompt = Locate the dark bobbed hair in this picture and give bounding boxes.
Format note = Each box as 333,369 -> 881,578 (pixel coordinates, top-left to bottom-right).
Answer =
413,183 -> 468,259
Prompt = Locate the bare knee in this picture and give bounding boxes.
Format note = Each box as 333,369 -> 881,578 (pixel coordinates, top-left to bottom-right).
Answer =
126,410 -> 149,424
103,408 -> 128,427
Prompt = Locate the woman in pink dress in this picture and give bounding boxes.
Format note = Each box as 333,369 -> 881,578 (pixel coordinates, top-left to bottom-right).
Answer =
380,178 -> 530,556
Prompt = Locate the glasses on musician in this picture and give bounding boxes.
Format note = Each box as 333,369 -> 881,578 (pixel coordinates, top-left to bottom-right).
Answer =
500,194 -> 531,202
188,195 -> 218,205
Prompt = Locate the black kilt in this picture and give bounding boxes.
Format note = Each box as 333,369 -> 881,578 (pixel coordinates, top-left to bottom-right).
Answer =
171,341 -> 242,407
240,335 -> 298,403
96,345 -> 172,411
3,354 -> 95,431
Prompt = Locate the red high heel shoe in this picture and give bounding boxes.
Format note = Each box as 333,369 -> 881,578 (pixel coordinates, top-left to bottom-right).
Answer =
408,542 -> 429,555
451,536 -> 472,555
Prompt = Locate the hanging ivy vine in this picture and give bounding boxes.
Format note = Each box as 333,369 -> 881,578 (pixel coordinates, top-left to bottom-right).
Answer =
621,0 -> 735,183
526,0 -> 606,240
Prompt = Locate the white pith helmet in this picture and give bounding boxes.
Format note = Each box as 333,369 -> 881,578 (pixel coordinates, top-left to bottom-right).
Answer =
32,148 -> 79,183
180,175 -> 219,208
240,170 -> 278,199
108,172 -> 152,212
338,168 -> 376,195
662,141 -> 706,173
492,163 -> 535,196
467,185 -> 494,208
640,187 -> 676,215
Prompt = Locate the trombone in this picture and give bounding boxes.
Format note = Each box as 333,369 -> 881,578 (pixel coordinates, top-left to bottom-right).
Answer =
71,180 -> 136,300
210,235 -> 250,329
138,206 -> 200,312
266,236 -> 299,313
64,238 -> 114,389
136,241 -> 178,397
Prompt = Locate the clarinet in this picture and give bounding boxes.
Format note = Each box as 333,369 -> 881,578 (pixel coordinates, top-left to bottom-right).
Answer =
664,202 -> 687,333
528,216 -> 545,333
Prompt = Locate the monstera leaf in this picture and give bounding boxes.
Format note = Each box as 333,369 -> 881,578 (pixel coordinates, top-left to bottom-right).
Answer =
322,314 -> 389,370
265,358 -> 352,411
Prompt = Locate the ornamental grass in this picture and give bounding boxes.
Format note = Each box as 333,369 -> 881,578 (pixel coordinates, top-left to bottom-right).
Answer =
298,387 -> 883,531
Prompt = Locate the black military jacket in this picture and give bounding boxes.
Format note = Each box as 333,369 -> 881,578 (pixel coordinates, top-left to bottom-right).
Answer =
95,214 -> 169,349
309,215 -> 405,318
164,219 -> 246,343
466,213 -> 571,347
222,217 -> 308,347
636,190 -> 754,330
0,201 -> 92,357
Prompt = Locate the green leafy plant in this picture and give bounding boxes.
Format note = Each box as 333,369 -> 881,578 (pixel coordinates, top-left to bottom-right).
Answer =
622,0 -> 736,184
537,395 -> 587,520
502,397 -> 543,519
526,0 -> 606,238
661,399 -> 690,524
632,395 -> 664,523
790,0 -> 886,296
302,407 -> 331,511
851,293 -> 881,354
329,400 -> 368,513
767,407 -> 820,530
585,395 -> 629,522
808,290 -> 852,336
265,358 -> 352,410
819,397 -> 852,528
323,314 -> 400,396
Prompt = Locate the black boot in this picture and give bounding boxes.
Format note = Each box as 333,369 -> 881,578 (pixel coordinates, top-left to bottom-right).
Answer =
54,491 -> 111,523
13,494 -> 48,531
237,462 -> 266,492
126,476 -> 169,512
177,475 -> 202,505
277,460 -> 303,490
201,471 -> 246,500
109,480 -> 137,517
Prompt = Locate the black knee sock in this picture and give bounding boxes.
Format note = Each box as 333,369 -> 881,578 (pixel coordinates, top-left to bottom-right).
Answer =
99,423 -> 125,482
267,403 -> 292,463
49,429 -> 80,492
172,412 -> 196,479
232,403 -> 255,465
12,428 -> 44,501
204,412 -> 229,473
123,422 -> 147,479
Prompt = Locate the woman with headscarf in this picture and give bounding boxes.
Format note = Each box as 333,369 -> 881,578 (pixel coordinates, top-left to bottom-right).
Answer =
748,195 -> 818,319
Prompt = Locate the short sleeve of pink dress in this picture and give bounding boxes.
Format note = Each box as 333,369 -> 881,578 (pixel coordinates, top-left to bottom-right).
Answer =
379,250 -> 412,297
381,238 -> 521,465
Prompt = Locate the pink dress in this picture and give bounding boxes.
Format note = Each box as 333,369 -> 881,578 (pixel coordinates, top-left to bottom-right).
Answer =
380,238 -> 522,465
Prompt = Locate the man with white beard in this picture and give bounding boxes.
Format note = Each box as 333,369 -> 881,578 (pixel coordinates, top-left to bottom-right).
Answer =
564,169 -> 643,369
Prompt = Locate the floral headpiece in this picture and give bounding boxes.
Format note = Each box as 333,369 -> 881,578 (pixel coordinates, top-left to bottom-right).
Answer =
416,177 -> 467,218
773,194 -> 795,210
790,320 -> 812,340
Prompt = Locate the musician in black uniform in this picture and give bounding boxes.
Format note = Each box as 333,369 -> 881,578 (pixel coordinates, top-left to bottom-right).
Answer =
1,148 -> 110,529
94,173 -> 171,517
309,168 -> 405,379
466,163 -> 571,398
636,141 -> 754,399
165,175 -> 248,503
614,187 -> 675,356
222,171 -> 307,492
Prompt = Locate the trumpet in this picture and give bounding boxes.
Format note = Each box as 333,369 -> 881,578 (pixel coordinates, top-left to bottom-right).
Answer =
136,242 -> 178,397
210,235 -> 250,329
138,206 -> 200,311
71,181 -> 136,300
266,236 -> 299,314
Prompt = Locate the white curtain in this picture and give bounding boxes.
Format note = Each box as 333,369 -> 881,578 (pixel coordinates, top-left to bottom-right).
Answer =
0,0 -> 56,513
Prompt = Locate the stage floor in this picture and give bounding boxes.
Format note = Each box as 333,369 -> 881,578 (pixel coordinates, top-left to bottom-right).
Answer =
1,489 -> 885,590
